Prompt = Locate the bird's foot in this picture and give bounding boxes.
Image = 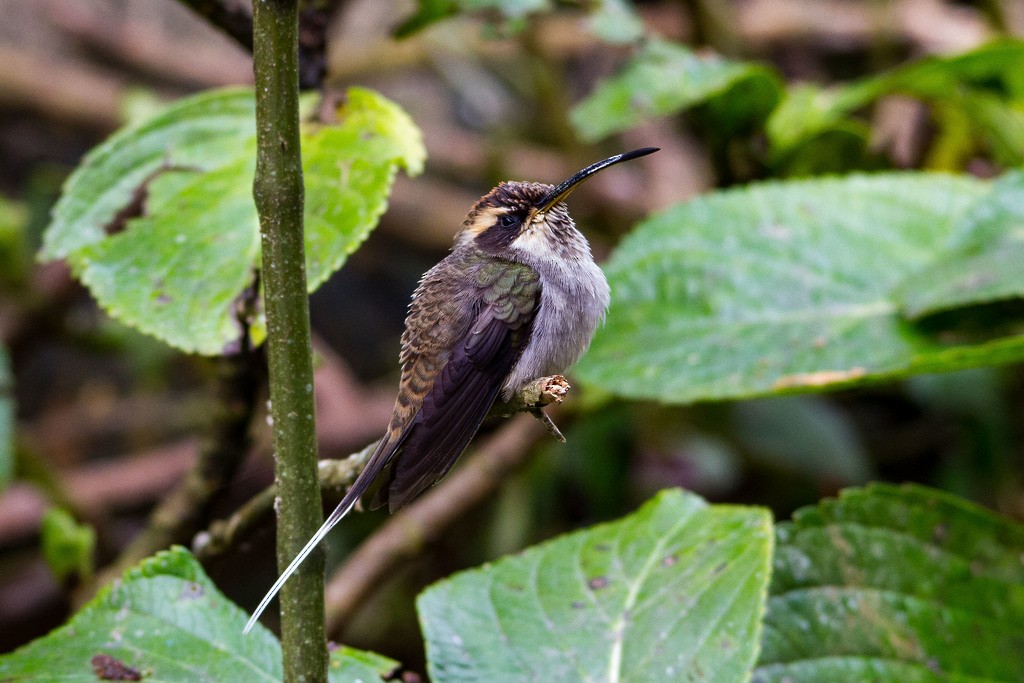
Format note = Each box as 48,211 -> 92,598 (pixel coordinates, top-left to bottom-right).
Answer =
537,375 -> 570,405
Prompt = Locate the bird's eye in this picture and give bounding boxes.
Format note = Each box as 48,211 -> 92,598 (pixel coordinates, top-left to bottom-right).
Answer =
498,213 -> 520,229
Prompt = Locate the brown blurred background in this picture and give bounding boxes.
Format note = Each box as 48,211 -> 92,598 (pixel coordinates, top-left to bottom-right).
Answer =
2,0 -> 1023,670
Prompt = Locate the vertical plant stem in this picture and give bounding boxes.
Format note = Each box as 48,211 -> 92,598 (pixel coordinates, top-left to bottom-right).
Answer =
252,1 -> 326,680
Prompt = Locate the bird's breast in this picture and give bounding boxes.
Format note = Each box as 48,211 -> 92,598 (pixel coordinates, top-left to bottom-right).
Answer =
502,256 -> 609,396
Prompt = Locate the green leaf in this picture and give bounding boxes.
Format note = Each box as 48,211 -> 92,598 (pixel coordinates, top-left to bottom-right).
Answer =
767,39 -> 1024,164
0,546 -> 399,682
958,90 -> 1024,167
75,159 -> 260,355
570,40 -> 782,143
396,0 -> 551,37
754,483 -> 1024,682
418,489 -> 773,682
303,87 -> 425,292
899,170 -> 1024,318
329,646 -> 401,682
778,125 -> 877,178
575,172 -> 1024,403
763,88 -> 877,176
42,87 -> 424,355
42,88 -> 256,262
41,507 -> 96,582
765,84 -> 863,156
887,38 -> 1024,97
0,199 -> 18,494
586,0 -> 644,45
0,342 -> 11,492
0,195 -> 29,287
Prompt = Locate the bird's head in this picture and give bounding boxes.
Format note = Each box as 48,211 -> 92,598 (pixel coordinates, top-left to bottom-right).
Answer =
456,148 -> 658,262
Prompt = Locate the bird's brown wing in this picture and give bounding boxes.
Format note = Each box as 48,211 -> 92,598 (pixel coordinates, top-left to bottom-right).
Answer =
242,258 -> 538,633
379,261 -> 541,511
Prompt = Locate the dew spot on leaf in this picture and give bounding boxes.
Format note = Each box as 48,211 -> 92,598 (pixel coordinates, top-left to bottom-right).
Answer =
178,582 -> 204,600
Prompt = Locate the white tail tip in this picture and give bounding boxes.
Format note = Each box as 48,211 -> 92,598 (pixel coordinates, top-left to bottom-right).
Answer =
241,496 -> 357,635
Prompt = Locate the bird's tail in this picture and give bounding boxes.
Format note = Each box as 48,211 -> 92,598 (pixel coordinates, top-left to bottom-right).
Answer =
242,433 -> 400,634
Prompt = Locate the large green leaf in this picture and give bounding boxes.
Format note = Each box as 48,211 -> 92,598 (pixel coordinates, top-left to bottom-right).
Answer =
0,546 -> 398,682
42,87 -> 424,355
570,40 -> 781,142
899,170 -> 1024,318
754,484 -> 1024,682
418,489 -> 773,682
575,172 -> 1024,404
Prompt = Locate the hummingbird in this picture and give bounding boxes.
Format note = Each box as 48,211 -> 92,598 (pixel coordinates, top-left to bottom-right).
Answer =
244,147 -> 657,634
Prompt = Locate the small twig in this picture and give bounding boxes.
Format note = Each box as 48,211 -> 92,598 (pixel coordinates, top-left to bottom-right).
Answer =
193,442 -> 377,562
493,374 -> 569,441
324,416 -> 548,635
487,374 -> 570,417
194,376 -> 568,563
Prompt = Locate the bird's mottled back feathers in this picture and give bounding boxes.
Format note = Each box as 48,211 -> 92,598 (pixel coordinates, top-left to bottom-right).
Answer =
372,249 -> 541,510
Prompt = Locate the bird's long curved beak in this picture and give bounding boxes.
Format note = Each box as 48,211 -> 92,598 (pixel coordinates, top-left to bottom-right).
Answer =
535,147 -> 659,213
